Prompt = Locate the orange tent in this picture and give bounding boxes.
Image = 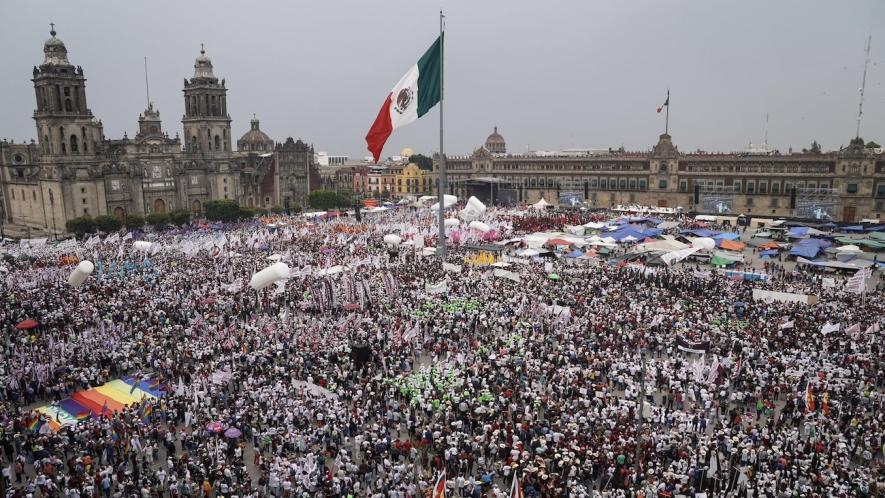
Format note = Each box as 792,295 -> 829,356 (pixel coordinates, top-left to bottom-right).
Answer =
758,241 -> 781,249
720,239 -> 746,251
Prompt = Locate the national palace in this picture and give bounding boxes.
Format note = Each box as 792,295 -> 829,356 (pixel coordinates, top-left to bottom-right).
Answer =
432,128 -> 884,223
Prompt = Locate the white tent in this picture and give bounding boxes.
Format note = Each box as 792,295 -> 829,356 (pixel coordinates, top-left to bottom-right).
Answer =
836,244 -> 862,252
531,198 -> 551,210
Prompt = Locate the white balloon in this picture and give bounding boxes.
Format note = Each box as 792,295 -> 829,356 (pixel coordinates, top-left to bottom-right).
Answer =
132,240 -> 153,252
468,221 -> 491,233
692,237 -> 716,250
249,262 -> 290,291
459,196 -> 487,221
383,234 -> 402,246
67,260 -> 95,288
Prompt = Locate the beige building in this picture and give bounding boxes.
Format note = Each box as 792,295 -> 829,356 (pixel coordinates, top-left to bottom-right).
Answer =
0,28 -> 316,236
434,128 -> 885,222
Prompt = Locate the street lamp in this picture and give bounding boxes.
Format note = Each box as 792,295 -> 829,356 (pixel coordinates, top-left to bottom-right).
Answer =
48,190 -> 57,240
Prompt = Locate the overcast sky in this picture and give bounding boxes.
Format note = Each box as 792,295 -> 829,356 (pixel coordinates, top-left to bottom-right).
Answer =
1,0 -> 883,160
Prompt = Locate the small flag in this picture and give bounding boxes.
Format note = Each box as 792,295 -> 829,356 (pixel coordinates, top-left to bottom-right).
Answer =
820,322 -> 840,334
76,411 -> 91,421
821,392 -> 830,417
806,383 -> 815,413
101,400 -> 109,415
430,471 -> 446,498
141,402 -> 154,424
510,473 -> 524,498
657,91 -> 669,113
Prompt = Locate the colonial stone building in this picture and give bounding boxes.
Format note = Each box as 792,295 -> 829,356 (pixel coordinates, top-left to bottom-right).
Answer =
436,128 -> 885,222
0,28 -> 316,236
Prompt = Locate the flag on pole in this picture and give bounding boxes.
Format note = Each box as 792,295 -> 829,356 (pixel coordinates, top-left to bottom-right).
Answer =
510,473 -> 524,498
366,36 -> 443,163
657,91 -> 669,113
805,382 -> 815,413
864,322 -> 880,335
430,471 -> 446,498
778,320 -> 794,330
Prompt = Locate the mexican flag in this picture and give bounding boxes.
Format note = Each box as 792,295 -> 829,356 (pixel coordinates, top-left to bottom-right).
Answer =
366,35 -> 443,163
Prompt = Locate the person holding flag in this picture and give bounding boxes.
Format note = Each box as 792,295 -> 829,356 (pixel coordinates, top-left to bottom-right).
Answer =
510,473 -> 524,498
428,471 -> 446,498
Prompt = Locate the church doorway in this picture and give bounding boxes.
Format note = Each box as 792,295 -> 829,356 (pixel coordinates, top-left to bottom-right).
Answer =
153,198 -> 166,214
191,199 -> 202,214
113,206 -> 126,219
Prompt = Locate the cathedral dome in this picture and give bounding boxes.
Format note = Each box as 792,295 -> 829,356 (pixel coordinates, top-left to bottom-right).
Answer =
484,126 -> 506,154
193,44 -> 215,79
43,25 -> 70,65
238,116 -> 274,152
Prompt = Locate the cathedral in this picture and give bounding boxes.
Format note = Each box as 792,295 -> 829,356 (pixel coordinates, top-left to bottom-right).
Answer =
0,27 -> 316,236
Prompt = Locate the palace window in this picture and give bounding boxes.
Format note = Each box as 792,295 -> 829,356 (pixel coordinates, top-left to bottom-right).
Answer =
658,179 -> 667,189
846,183 -> 858,194
876,184 -> 885,197
758,181 -> 767,194
771,182 -> 780,194
746,181 -> 755,194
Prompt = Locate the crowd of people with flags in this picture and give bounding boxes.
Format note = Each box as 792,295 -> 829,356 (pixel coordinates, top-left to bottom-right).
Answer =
0,204 -> 882,497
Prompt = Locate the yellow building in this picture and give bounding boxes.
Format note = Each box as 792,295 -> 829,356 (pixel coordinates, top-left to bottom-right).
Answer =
396,163 -> 433,196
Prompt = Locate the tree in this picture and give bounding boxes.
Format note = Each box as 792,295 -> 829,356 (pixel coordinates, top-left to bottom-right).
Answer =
124,214 -> 144,229
410,154 -> 433,171
204,199 -> 241,222
308,190 -> 350,210
65,216 -> 95,237
849,137 -> 865,148
93,215 -> 122,233
270,205 -> 284,214
168,209 -> 191,226
146,212 -> 170,227
802,141 -> 822,154
866,140 -> 881,149
289,202 -> 302,214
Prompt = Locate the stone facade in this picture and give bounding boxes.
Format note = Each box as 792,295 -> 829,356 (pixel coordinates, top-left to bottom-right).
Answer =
435,130 -> 885,222
0,28 -> 316,236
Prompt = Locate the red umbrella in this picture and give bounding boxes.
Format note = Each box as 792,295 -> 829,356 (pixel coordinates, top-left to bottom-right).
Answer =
15,319 -> 38,330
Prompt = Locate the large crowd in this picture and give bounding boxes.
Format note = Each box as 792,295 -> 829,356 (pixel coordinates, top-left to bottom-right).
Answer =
0,206 -> 882,497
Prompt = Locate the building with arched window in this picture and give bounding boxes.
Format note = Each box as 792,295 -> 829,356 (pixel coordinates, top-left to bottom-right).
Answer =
0,27 -> 318,236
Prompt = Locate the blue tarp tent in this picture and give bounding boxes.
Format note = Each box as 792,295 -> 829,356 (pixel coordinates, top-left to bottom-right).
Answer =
608,227 -> 648,242
760,249 -> 779,256
788,227 -> 809,238
713,232 -> 741,241
866,225 -> 885,232
841,225 -> 864,232
788,239 -> 829,258
565,250 -> 584,258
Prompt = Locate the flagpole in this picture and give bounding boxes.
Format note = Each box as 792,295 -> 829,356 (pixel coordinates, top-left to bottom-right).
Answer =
665,89 -> 670,135
437,10 -> 447,257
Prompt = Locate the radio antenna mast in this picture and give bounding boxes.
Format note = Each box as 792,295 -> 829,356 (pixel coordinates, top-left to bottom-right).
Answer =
856,35 -> 871,139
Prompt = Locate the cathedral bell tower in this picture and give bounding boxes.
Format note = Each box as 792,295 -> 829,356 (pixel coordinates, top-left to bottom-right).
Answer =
181,45 -> 231,154
32,24 -> 102,158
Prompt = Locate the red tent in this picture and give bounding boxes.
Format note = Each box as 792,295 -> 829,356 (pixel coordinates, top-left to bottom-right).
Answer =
15,319 -> 38,330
